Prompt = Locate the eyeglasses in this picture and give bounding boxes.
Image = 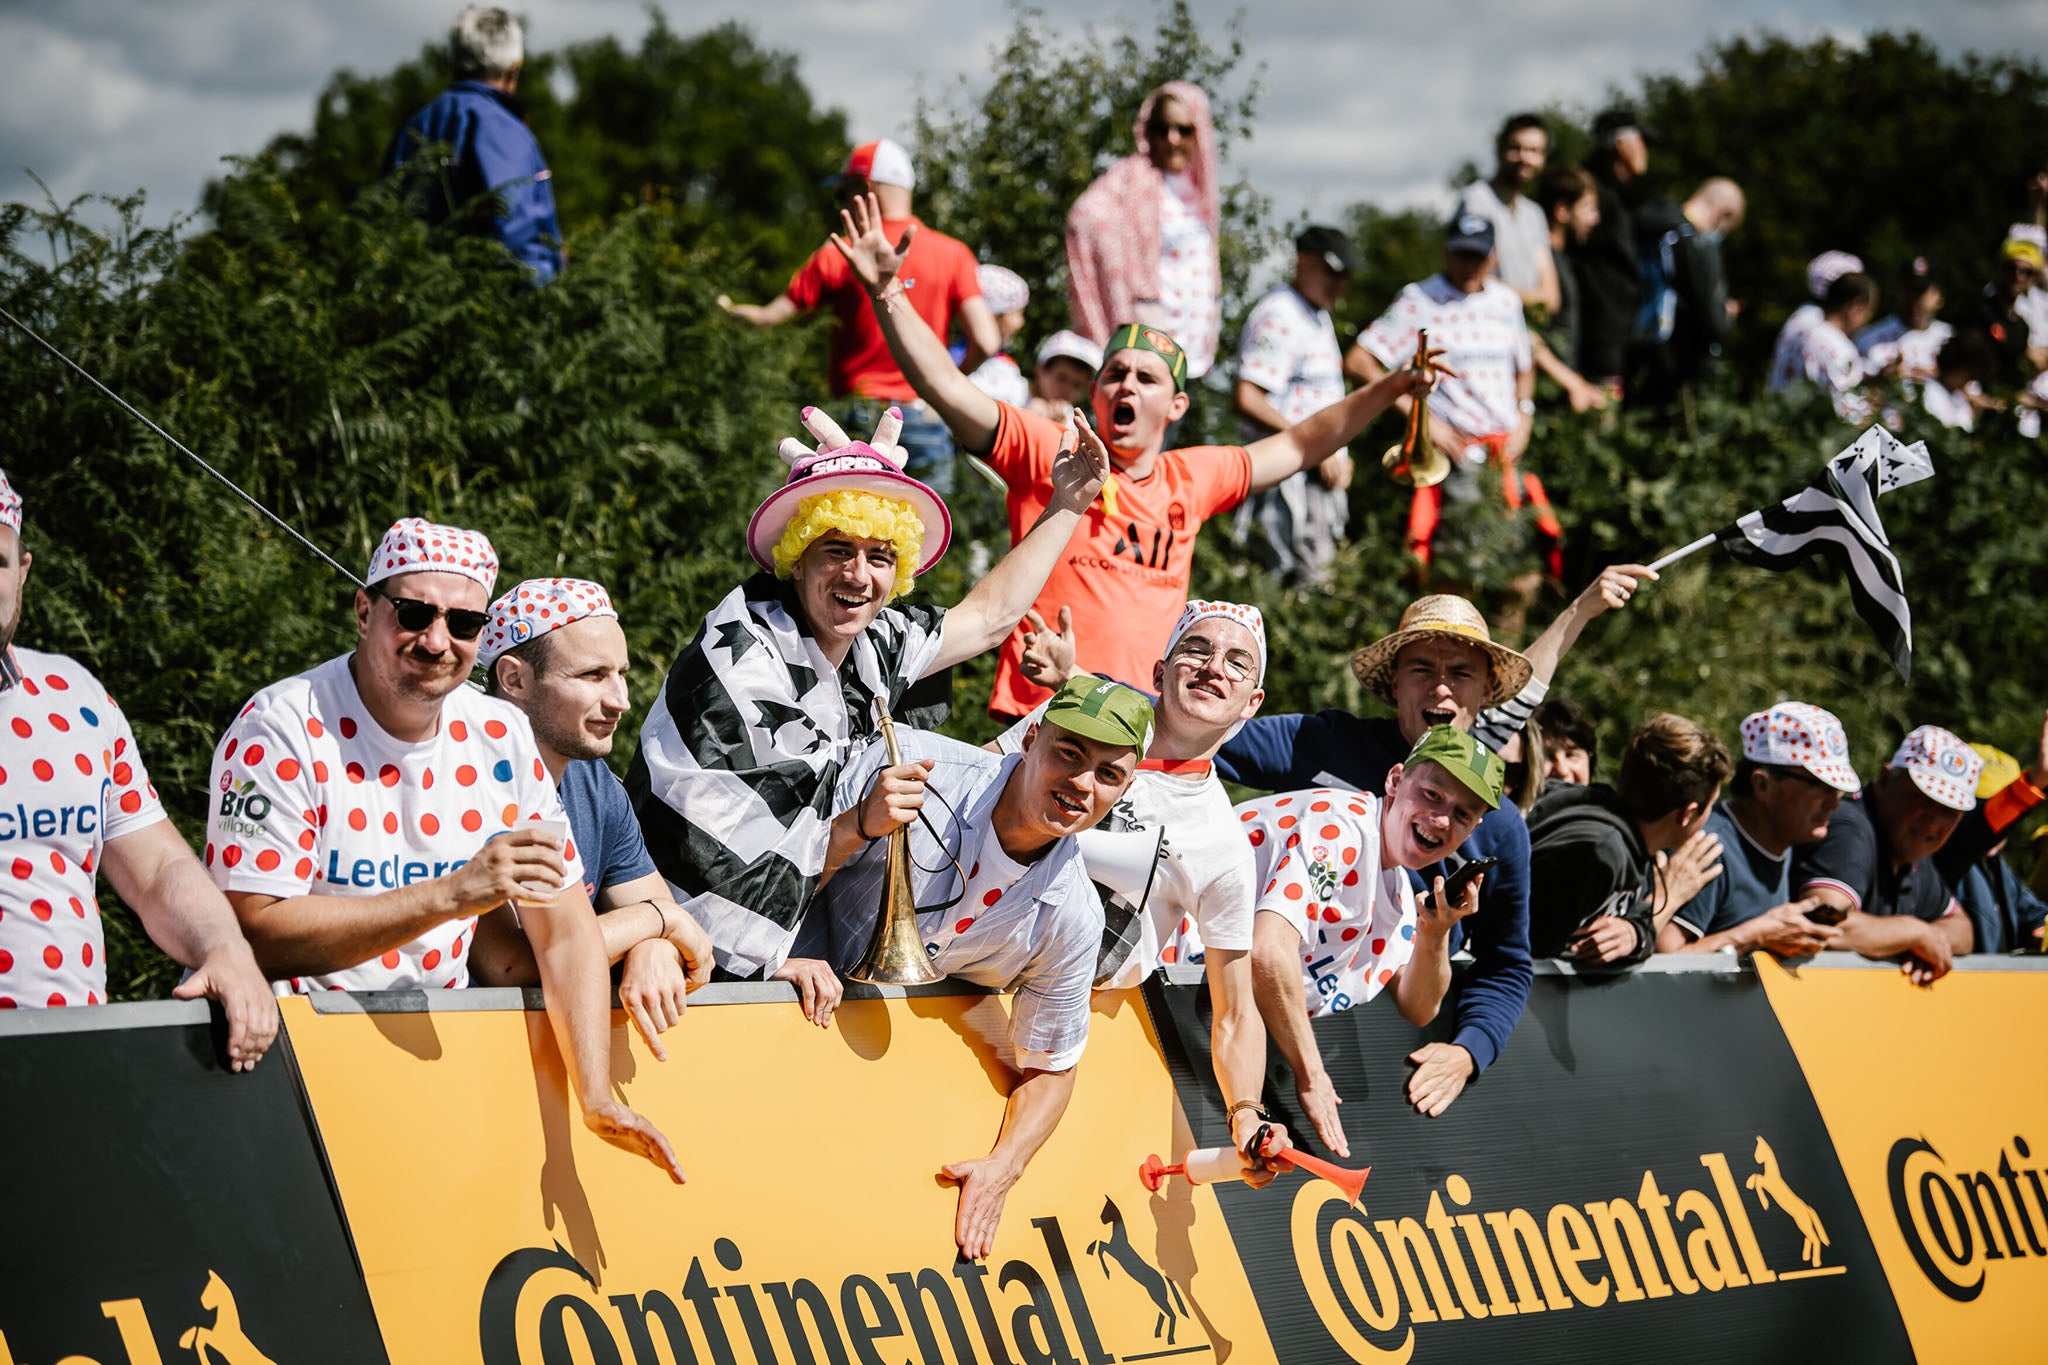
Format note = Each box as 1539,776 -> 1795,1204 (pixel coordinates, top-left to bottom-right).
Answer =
371,586 -> 489,640
1168,638 -> 1257,682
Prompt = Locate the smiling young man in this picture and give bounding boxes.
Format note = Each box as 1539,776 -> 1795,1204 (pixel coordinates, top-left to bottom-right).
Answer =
1199,726 -> 1502,1156
627,405 -> 1107,1024
1659,703 -> 1855,960
471,578 -> 714,1058
207,519 -> 681,1179
804,673 -> 1150,1260
1217,595 -> 1534,1118
830,191 -> 1437,719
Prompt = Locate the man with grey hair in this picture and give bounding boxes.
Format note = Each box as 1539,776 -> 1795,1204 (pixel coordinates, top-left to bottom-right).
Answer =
386,7 -> 564,283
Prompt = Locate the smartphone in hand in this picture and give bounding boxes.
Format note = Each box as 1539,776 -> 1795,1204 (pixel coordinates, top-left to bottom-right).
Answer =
1435,856 -> 1500,908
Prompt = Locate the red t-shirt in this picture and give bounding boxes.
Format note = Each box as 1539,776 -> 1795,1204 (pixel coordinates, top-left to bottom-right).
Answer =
985,401 -> 1251,717
785,218 -> 982,399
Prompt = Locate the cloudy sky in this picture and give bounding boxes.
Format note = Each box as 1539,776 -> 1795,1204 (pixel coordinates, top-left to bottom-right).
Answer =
4,0 -> 2047,234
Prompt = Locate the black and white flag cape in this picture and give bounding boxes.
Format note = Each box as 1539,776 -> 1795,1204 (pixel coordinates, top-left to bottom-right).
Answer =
624,573 -> 947,976
1714,425 -> 1934,679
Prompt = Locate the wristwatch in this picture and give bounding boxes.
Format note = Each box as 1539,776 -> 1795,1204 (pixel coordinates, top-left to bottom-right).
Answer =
1518,397 -> 1537,415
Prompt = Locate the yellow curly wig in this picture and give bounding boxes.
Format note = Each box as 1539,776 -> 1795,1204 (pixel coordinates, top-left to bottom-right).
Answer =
771,489 -> 925,600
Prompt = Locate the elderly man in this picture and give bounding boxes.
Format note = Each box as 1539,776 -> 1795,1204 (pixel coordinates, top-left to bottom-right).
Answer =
1217,596 -> 1534,1117
207,518 -> 681,1179
997,600 -> 1291,1174
1190,727 -> 1502,1156
1233,225 -> 1360,586
1660,703 -> 1855,959
1791,724 -> 2048,983
627,405 -> 1107,1023
0,473 -> 275,1063
470,578 -> 713,1057
805,674 -> 1149,1259
720,138 -> 996,494
1345,215 -> 1555,577
832,191 -> 1436,718
386,8 -> 563,283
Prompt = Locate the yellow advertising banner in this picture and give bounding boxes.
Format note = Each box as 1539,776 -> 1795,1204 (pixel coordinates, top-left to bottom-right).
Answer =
1759,958 -> 2048,1364
282,990 -> 1277,1365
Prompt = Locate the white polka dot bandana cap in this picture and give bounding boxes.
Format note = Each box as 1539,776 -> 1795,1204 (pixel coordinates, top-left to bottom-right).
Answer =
366,518 -> 499,593
1739,701 -> 1860,794
1890,724 -> 1981,812
0,469 -> 20,533
478,577 -> 618,668
1165,599 -> 1266,685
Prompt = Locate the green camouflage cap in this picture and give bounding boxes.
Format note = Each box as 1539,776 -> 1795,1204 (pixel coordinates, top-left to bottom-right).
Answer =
1043,674 -> 1154,760
1104,322 -> 1189,392
1404,724 -> 1505,810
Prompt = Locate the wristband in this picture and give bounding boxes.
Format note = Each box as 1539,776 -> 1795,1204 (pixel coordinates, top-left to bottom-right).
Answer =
648,900 -> 669,939
1227,1099 -> 1272,1125
854,803 -> 876,842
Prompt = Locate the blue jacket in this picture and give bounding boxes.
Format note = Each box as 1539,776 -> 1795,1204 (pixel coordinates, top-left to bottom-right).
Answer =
389,81 -> 563,283
1958,856 -> 2048,955
1218,709 -> 1534,1074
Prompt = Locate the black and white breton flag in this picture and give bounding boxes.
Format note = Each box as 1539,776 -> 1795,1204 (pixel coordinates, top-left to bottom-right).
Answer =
624,573 -> 947,976
1715,425 -> 1935,679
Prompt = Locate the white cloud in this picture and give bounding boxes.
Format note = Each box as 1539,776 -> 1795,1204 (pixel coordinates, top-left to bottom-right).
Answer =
3,0 -> 2044,235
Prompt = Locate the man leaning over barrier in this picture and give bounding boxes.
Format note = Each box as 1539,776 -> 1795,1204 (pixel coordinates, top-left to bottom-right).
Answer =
994,600 -> 1293,1180
1217,595 -> 1532,1118
0,471 -> 276,1063
627,405 -> 1108,1025
804,674 -> 1148,1260
1183,726 -> 1500,1157
471,578 -> 714,1058
205,518 -> 682,1180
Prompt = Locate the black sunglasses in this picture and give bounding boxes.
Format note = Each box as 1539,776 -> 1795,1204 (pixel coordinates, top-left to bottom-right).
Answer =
370,585 -> 489,640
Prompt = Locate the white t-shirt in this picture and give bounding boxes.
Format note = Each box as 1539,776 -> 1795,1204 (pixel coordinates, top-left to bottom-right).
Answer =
1920,380 -> 1975,432
969,354 -> 1032,408
206,654 -> 583,993
2016,286 -> 2048,348
1769,317 -> 1871,421
1454,181 -> 1553,299
1173,789 -> 1416,1018
1358,276 -> 1531,439
0,648 -> 167,1008
995,712 -> 1255,988
1237,285 -> 1347,441
1856,315 -> 1952,379
1157,172 -> 1219,379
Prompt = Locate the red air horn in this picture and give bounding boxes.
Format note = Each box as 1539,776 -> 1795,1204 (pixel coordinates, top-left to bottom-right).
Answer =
1140,1142 -> 1371,1208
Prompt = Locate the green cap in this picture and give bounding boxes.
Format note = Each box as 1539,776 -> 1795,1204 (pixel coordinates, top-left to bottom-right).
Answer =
1104,322 -> 1189,392
1043,674 -> 1154,760
1404,724 -> 1505,810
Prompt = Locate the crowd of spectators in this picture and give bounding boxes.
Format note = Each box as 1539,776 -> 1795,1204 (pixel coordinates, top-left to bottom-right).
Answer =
7,5 -> 2047,1258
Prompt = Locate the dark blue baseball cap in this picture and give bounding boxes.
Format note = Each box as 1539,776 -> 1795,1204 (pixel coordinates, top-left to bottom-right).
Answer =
1445,212 -> 1497,256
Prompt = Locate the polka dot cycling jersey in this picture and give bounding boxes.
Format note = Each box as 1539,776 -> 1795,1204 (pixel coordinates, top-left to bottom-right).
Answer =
1236,788 -> 1417,1018
0,648 -> 167,1009
205,653 -> 582,993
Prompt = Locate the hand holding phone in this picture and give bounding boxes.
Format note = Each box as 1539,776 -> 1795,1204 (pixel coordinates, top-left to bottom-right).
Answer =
1439,856 -> 1499,907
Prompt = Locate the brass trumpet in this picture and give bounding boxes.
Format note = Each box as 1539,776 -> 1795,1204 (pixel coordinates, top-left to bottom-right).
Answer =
1381,329 -> 1449,488
845,702 -> 943,985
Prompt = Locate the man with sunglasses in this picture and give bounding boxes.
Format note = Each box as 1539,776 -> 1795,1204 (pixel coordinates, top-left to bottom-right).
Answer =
206,518 -> 684,1181
1659,703 -> 1852,960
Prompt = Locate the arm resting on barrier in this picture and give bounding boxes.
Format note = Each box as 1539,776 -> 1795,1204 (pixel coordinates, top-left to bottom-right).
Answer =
103,821 -> 279,1071
1829,903 -> 1956,984
942,1064 -> 1077,1261
1251,911 -> 1350,1159
523,882 -> 686,1183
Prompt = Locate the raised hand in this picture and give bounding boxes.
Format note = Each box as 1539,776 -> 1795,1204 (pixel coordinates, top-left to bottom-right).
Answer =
1046,413 -> 1111,515
1018,606 -> 1077,689
1580,563 -> 1659,617
829,191 -> 916,299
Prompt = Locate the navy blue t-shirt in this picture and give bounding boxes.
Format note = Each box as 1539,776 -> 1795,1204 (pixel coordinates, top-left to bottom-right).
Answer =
558,758 -> 659,902
1217,709 -> 1533,1075
1791,795 -> 1954,923
1672,802 -> 1791,940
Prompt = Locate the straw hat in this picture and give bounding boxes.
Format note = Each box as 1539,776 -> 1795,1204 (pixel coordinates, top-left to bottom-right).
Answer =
1350,595 -> 1534,707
